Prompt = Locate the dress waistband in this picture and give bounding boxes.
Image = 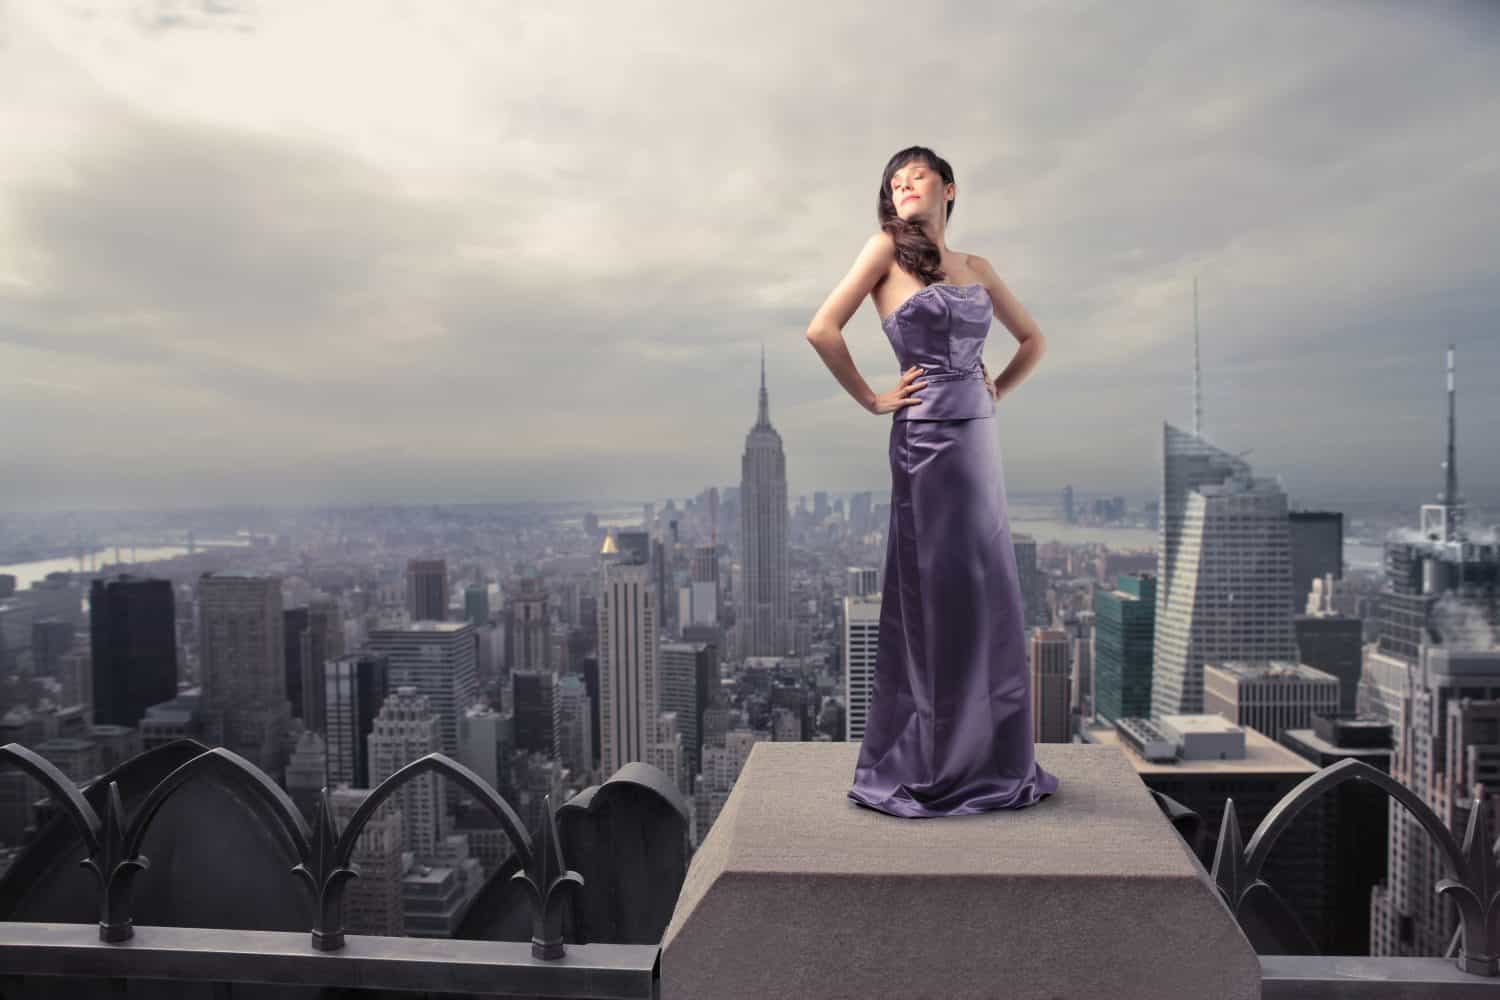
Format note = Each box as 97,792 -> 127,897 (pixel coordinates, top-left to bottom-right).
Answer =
910,364 -> 983,384
894,363 -> 993,422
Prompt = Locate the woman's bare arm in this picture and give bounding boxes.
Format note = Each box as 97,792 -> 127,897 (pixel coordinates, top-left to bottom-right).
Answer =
972,255 -> 1046,401
804,234 -> 896,413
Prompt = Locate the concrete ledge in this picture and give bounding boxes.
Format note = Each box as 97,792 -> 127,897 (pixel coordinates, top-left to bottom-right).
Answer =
662,742 -> 1260,1000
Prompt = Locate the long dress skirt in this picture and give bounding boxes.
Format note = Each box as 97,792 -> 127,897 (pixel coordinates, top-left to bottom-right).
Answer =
848,411 -> 1060,817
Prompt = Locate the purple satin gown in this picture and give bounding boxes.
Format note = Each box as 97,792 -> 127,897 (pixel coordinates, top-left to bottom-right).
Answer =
848,281 -> 1060,818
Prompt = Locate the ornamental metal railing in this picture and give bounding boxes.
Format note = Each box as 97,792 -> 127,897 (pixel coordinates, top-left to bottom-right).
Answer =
0,739 -> 1495,998
0,739 -> 663,999
1210,756 -> 1497,978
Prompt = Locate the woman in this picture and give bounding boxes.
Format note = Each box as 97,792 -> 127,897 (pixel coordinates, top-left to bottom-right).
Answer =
804,146 -> 1060,818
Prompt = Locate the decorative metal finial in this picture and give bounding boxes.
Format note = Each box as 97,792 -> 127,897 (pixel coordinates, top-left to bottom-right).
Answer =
510,791 -> 585,960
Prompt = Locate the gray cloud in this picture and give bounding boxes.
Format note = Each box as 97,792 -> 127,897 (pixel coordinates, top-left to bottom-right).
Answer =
0,0 -> 1497,513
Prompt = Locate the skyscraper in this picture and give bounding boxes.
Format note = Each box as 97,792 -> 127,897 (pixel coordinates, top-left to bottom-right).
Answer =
1030,628 -> 1072,742
659,641 -> 713,779
1151,424 -> 1298,718
1013,534 -> 1048,629
843,594 -> 881,742
554,673 -> 594,778
329,785 -> 405,936
512,668 -> 557,756
283,606 -> 310,721
368,686 -> 449,860
299,594 -> 344,733
463,585 -> 491,626
1367,346 -> 1500,958
502,575 -> 552,674
683,544 -> 721,628
406,559 -> 447,623
738,346 -> 790,657
325,651 -> 390,788
365,621 -> 478,759
1093,573 -> 1156,724
89,575 -> 178,729
599,559 -> 658,777
197,571 -> 291,774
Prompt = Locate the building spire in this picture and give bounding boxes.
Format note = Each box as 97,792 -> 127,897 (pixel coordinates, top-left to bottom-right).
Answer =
1421,344 -> 1467,544
1440,344 -> 1465,538
756,342 -> 770,427
1192,275 -> 1202,439
1443,345 -> 1459,505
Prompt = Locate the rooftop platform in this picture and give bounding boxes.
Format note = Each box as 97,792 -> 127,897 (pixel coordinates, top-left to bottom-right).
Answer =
662,741 -> 1261,999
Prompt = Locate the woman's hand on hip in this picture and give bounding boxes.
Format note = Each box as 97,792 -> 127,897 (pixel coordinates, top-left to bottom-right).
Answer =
868,365 -> 928,415
981,361 -> 1001,402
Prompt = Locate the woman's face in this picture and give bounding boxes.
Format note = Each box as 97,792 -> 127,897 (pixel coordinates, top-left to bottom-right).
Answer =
889,159 -> 949,219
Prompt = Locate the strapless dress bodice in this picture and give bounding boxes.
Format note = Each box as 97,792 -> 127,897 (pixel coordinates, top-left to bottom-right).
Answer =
881,282 -> 994,421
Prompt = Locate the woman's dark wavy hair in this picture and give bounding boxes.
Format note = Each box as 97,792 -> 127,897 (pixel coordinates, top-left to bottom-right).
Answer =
877,146 -> 956,287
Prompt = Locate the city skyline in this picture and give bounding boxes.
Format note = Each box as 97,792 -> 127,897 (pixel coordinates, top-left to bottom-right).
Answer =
2,2 -> 1497,513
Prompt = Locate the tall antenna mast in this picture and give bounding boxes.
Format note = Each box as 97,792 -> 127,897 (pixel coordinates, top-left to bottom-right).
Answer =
1192,275 -> 1202,439
756,342 -> 770,427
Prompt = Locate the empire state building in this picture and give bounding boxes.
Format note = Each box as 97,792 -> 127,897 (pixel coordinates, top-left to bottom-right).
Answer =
738,347 -> 790,658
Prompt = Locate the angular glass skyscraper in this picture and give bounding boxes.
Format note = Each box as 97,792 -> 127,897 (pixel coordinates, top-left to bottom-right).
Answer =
1151,423 -> 1298,718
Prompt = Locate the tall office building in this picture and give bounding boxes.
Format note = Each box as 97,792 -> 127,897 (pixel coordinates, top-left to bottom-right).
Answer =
329,785 -> 405,936
89,575 -> 178,729
1151,424 -> 1298,719
325,651 -> 389,789
368,686 -> 449,859
598,560 -> 659,777
406,559 -> 447,623
694,728 -> 765,843
684,544 -> 720,627
365,621 -> 479,759
579,653 -> 601,771
555,674 -> 594,778
464,585 -> 491,626
1093,573 -> 1157,725
738,348 -> 790,658
843,595 -> 882,742
502,576 -> 552,674
659,641 -> 713,778
197,571 -> 290,774
647,711 -> 687,796
300,595 -> 344,732
1013,534 -> 1048,629
651,535 -> 675,638
284,730 -> 327,823
1368,347 -> 1500,958
1202,661 -> 1340,742
59,646 -> 92,712
512,668 -> 557,757
1280,714 -> 1395,957
1030,628 -> 1072,742
30,618 -> 75,681
1296,574 -> 1365,715
459,703 -> 510,795
283,606 -> 310,721
1065,612 -> 1095,733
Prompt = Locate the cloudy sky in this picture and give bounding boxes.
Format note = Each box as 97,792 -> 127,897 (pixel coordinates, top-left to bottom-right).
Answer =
1,0 -> 1496,514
